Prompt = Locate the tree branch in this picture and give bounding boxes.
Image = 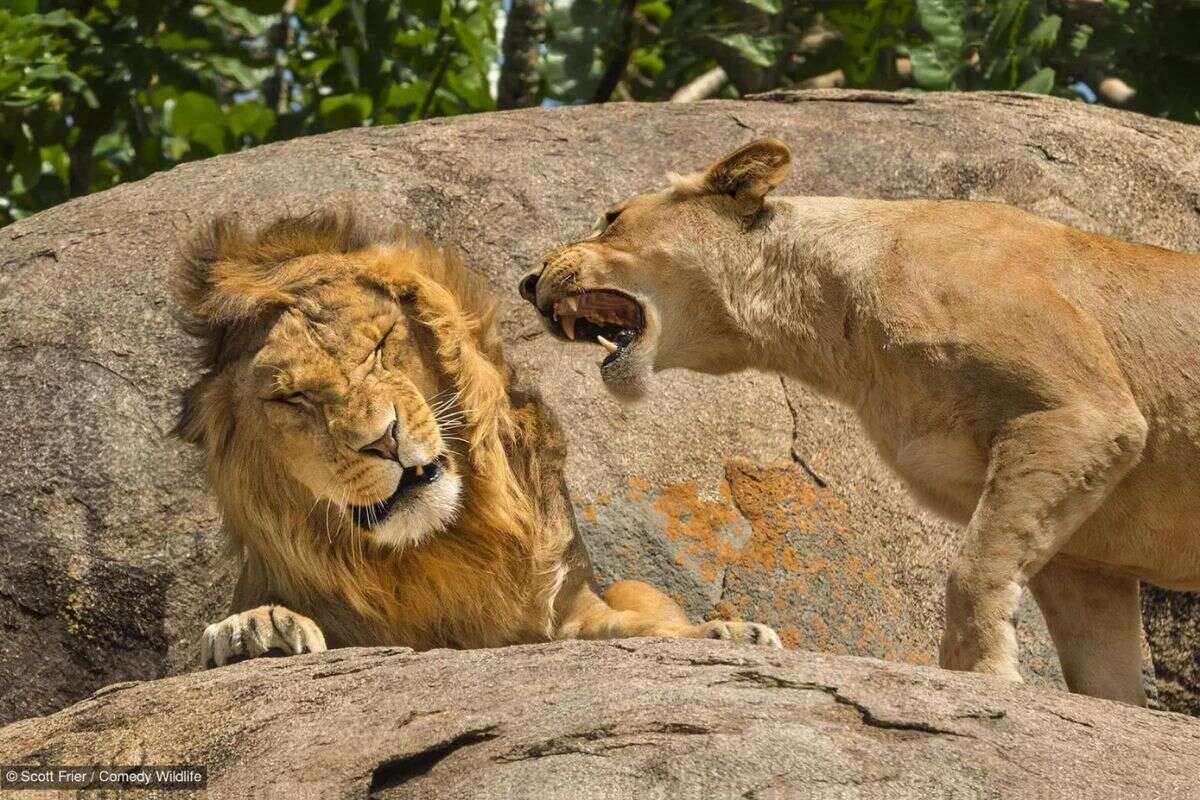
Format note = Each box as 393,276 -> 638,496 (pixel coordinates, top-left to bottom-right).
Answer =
670,66 -> 729,103
419,4 -> 458,120
590,0 -> 637,104
497,0 -> 546,110
270,0 -> 298,115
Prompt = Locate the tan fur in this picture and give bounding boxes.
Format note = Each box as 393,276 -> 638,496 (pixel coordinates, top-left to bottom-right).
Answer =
522,139 -> 1200,705
177,208 -> 781,664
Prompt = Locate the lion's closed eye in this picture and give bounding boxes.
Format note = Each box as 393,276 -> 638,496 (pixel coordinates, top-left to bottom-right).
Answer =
271,391 -> 310,408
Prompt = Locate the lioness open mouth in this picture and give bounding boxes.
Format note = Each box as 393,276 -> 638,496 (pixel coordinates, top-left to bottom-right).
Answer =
351,455 -> 446,529
550,290 -> 644,367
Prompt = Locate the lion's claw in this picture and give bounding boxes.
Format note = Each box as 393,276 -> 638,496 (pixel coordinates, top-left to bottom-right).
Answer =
201,605 -> 327,668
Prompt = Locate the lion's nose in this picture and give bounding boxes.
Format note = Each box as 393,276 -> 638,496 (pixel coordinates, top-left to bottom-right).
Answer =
359,420 -> 399,461
518,270 -> 541,304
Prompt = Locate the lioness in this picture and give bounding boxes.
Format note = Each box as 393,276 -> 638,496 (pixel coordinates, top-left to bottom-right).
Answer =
176,209 -> 780,666
520,139 -> 1200,705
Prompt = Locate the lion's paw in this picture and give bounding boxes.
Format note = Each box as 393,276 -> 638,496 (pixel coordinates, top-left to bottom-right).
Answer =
201,605 -> 327,668
698,620 -> 783,649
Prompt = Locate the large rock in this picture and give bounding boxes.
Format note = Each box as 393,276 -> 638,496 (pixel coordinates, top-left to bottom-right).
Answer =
1,639 -> 1197,799
1,89 -> 1198,723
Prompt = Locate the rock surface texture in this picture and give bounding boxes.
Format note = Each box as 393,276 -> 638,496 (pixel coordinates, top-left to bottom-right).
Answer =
1,640 -> 1197,800
1,89 -> 1198,723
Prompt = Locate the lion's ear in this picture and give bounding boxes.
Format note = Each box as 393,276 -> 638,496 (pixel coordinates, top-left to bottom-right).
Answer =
702,138 -> 792,213
176,215 -> 243,321
173,371 -> 235,453
173,380 -> 207,446
176,215 -> 292,326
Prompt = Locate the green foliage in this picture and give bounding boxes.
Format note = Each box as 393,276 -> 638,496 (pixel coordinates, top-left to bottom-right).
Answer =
540,0 -> 1196,116
0,0 -> 497,225
1,0 -> 1197,225
827,0 -> 912,87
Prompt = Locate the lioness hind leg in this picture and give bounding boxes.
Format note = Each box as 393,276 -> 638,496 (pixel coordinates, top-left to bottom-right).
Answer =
604,580 -> 782,648
1029,558 -> 1146,706
940,402 -> 1146,681
558,582 -> 782,648
201,604 -> 327,668
603,579 -> 691,626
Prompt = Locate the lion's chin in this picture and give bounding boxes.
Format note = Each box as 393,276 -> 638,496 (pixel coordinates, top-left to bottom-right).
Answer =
599,342 -> 652,403
363,473 -> 464,549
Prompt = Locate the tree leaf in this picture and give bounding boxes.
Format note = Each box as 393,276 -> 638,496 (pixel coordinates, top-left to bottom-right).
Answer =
1018,66 -> 1055,94
1027,14 -> 1061,51
735,0 -> 782,14
714,33 -> 783,68
170,92 -> 224,137
382,80 -> 428,116
318,92 -> 372,130
914,0 -> 966,54
637,1 -> 672,23
227,100 -> 275,140
1070,23 -> 1093,57
908,43 -> 956,90
187,122 -> 228,155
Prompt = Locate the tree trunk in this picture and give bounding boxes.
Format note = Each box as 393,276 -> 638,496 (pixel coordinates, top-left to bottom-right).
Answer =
67,126 -> 99,199
497,0 -> 547,110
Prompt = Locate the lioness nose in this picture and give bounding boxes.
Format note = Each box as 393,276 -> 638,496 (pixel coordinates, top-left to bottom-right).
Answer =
360,420 -> 399,461
518,270 -> 540,304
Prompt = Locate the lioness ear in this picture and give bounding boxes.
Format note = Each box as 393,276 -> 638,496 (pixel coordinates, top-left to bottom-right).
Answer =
702,138 -> 792,213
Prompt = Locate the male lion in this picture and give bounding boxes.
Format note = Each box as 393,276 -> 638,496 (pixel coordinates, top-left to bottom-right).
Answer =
519,139 -> 1200,705
176,209 -> 780,667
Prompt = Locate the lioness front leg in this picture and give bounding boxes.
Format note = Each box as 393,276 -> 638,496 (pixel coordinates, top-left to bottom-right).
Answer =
940,403 -> 1147,679
558,580 -> 782,648
201,604 -> 327,668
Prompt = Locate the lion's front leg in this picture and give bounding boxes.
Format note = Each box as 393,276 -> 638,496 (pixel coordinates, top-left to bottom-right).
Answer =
558,580 -> 782,649
939,402 -> 1146,682
200,604 -> 327,668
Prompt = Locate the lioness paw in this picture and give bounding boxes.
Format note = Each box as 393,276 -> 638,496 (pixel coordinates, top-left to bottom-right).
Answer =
698,620 -> 783,649
200,605 -> 326,668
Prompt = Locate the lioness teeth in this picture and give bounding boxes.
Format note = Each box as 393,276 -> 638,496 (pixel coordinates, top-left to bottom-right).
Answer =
596,335 -> 619,353
561,315 -> 577,340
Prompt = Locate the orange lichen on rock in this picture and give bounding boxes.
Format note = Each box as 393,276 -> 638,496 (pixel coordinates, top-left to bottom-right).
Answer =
583,458 -> 935,667
648,479 -> 748,583
718,458 -> 932,665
